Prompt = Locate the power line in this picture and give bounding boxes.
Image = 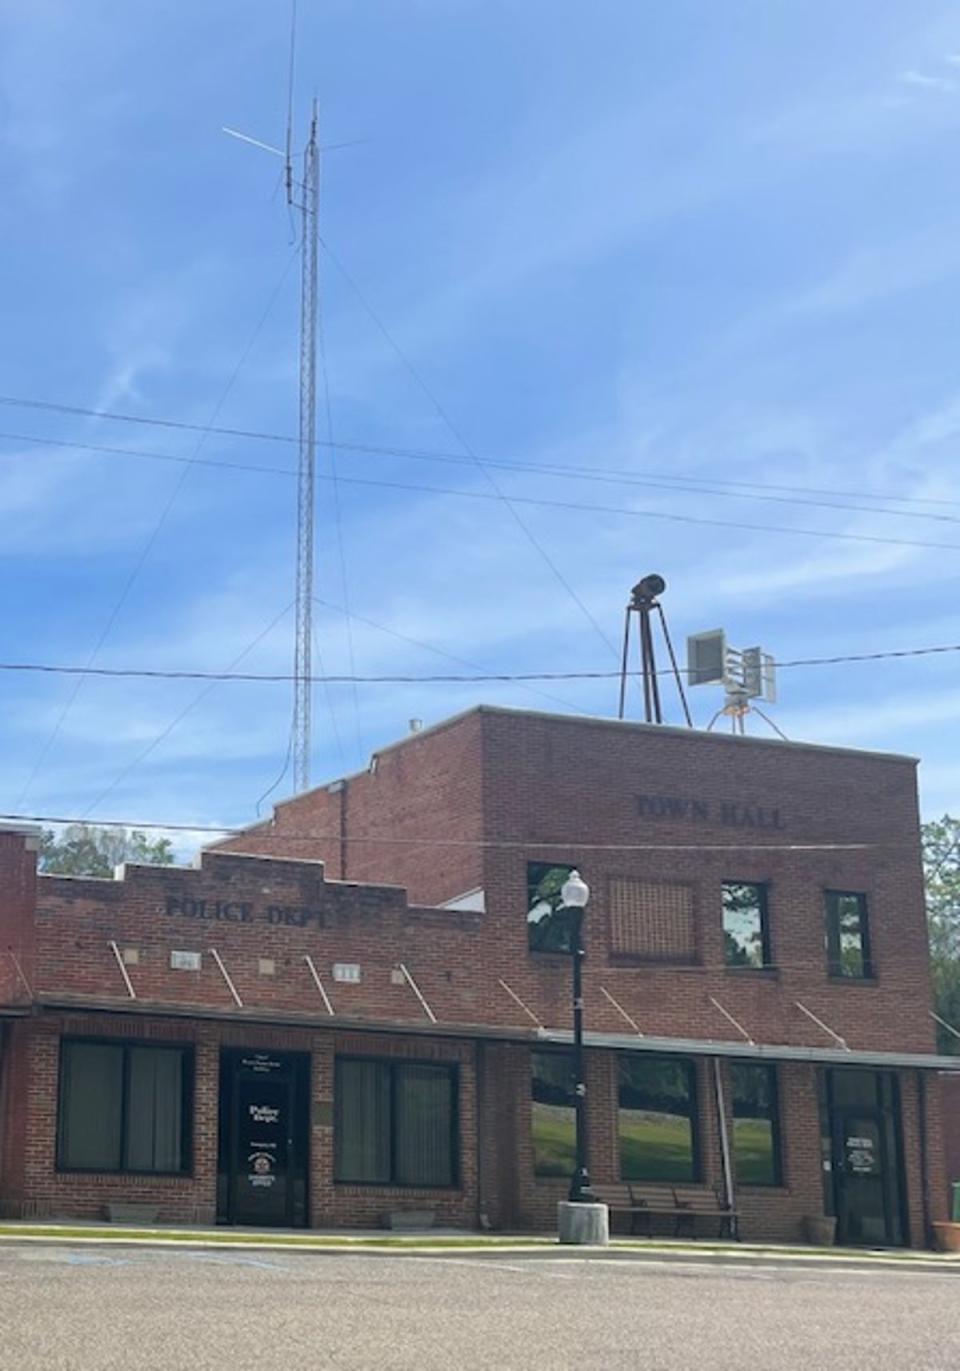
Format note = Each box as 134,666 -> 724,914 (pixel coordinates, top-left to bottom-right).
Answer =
79,602 -> 295,820
3,809 -> 883,851
6,424 -> 960,553
12,251 -> 300,809
315,239 -> 621,664
1,640 -> 958,685
312,595 -> 584,714
4,393 -> 959,513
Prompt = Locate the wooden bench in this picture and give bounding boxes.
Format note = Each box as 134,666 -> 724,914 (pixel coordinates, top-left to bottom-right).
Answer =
590,1183 -> 738,1240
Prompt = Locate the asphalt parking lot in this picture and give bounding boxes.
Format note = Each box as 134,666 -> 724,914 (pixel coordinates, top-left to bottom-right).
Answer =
2,1245 -> 959,1370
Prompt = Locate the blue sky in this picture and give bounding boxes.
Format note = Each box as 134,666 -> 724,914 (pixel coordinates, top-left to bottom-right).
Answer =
2,0 -> 960,849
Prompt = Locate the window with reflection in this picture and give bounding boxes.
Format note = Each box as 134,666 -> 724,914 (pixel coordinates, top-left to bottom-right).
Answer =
730,1062 -> 782,1186
527,862 -> 577,954
531,1051 -> 576,1177
618,1055 -> 697,1182
825,891 -> 872,978
722,882 -> 771,968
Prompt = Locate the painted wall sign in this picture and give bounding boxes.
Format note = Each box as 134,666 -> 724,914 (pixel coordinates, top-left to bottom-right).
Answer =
163,896 -> 329,928
636,793 -> 785,830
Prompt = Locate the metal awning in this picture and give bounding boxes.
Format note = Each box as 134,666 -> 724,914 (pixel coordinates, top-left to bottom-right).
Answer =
538,1027 -> 960,1072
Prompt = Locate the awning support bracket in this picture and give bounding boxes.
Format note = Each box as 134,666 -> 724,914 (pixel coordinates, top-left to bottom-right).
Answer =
795,1000 -> 848,1051
304,955 -> 335,1015
930,1009 -> 960,1044
709,996 -> 754,1045
107,941 -> 136,1000
498,977 -> 542,1028
600,985 -> 644,1036
398,962 -> 436,1024
209,947 -> 243,1008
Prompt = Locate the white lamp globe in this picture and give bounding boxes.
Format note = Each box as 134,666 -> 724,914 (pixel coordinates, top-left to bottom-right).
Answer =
561,870 -> 589,909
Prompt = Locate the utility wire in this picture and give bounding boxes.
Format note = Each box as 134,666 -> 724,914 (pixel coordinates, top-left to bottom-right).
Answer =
4,809 -> 884,851
3,395 -> 959,513
312,595 -> 583,713
1,640 -> 958,685
5,425 -> 960,552
307,240 -> 622,661
79,602 -> 296,820
13,251 -> 300,809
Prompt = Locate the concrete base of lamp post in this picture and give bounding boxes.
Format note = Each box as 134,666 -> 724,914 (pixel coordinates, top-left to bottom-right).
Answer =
557,1201 -> 610,1246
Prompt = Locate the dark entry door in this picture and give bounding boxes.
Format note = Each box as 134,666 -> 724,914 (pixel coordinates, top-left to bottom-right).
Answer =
218,1050 -> 309,1227
828,1071 -> 905,1247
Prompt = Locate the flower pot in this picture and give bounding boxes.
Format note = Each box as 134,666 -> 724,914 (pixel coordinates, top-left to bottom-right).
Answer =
803,1215 -> 837,1246
932,1221 -> 960,1254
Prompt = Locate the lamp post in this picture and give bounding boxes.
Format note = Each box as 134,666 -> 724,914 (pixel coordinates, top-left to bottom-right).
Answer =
562,869 -> 591,1204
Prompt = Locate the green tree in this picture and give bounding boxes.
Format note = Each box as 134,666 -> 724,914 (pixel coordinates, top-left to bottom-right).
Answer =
39,824 -> 175,878
922,815 -> 960,1055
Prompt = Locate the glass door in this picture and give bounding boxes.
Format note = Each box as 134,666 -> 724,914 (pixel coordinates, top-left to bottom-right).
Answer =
827,1070 -> 905,1247
218,1049 -> 310,1227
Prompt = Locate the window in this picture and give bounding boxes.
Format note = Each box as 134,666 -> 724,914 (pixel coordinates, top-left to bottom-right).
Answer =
618,1056 -> 697,1182
722,882 -> 771,968
609,879 -> 696,962
527,862 -> 577,953
334,1058 -> 458,1187
730,1063 -> 782,1186
58,1039 -> 191,1174
531,1051 -> 576,1177
825,891 -> 872,978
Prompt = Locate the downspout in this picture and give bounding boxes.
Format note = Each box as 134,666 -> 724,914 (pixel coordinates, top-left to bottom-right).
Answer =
916,1068 -> 931,1249
475,1039 -> 487,1230
713,1058 -> 738,1239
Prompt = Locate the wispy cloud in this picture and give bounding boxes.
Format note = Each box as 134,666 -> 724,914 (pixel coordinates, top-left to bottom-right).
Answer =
898,68 -> 958,93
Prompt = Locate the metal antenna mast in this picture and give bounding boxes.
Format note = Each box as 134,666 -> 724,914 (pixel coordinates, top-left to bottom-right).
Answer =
291,102 -> 319,793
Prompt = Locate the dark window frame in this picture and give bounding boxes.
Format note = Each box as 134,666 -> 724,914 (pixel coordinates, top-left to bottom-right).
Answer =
56,1036 -> 194,1177
527,860 -> 578,956
617,1053 -> 700,1184
729,1061 -> 783,1188
333,1055 -> 460,1190
531,1048 -> 577,1179
722,880 -> 772,969
824,890 -> 873,979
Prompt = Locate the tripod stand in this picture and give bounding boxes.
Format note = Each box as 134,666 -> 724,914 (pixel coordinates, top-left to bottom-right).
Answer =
617,575 -> 692,726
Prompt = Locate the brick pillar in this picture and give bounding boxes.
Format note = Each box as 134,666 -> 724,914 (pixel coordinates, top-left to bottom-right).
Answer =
309,1032 -> 335,1228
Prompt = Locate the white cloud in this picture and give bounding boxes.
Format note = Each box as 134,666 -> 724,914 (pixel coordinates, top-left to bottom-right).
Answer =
898,69 -> 957,93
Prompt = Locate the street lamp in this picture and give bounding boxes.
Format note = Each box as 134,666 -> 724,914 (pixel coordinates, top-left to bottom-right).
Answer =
562,868 -> 591,1203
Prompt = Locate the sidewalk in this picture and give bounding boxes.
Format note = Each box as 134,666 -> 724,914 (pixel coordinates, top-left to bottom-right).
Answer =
0,1220 -> 958,1272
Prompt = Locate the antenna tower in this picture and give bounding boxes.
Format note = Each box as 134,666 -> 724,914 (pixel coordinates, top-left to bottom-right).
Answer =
291,103 -> 319,793
617,574 -> 692,726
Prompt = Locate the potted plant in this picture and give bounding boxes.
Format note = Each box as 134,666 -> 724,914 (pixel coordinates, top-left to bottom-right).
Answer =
931,1222 -> 960,1253
803,1214 -> 837,1246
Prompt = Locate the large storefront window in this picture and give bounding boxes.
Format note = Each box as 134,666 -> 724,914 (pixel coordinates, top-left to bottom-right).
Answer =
334,1058 -> 457,1187
618,1056 -> 697,1182
58,1039 -> 191,1174
531,1050 -> 576,1177
730,1062 -> 782,1186
527,862 -> 576,953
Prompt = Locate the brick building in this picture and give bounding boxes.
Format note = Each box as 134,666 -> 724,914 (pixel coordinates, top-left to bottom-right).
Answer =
1,705 -> 956,1244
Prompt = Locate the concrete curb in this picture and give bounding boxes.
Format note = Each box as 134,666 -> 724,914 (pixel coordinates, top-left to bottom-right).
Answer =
0,1228 -> 958,1274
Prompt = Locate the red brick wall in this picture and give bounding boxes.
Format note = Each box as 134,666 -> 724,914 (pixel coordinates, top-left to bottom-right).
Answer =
1,1012 -> 478,1229
213,710 -> 485,907
477,710 -> 936,1056
0,830 -> 38,1003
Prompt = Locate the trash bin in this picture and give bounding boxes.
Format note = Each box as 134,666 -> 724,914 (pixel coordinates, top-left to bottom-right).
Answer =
952,1182 -> 960,1223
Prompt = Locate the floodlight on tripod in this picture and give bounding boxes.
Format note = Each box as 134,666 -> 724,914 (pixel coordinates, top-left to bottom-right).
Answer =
686,629 -> 784,738
617,575 -> 692,726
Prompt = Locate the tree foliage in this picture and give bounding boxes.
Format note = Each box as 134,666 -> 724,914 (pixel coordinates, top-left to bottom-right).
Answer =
922,815 -> 960,1054
39,824 -> 175,878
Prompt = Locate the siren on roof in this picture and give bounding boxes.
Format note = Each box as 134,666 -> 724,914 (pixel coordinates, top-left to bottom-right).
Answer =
685,629 -> 783,737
